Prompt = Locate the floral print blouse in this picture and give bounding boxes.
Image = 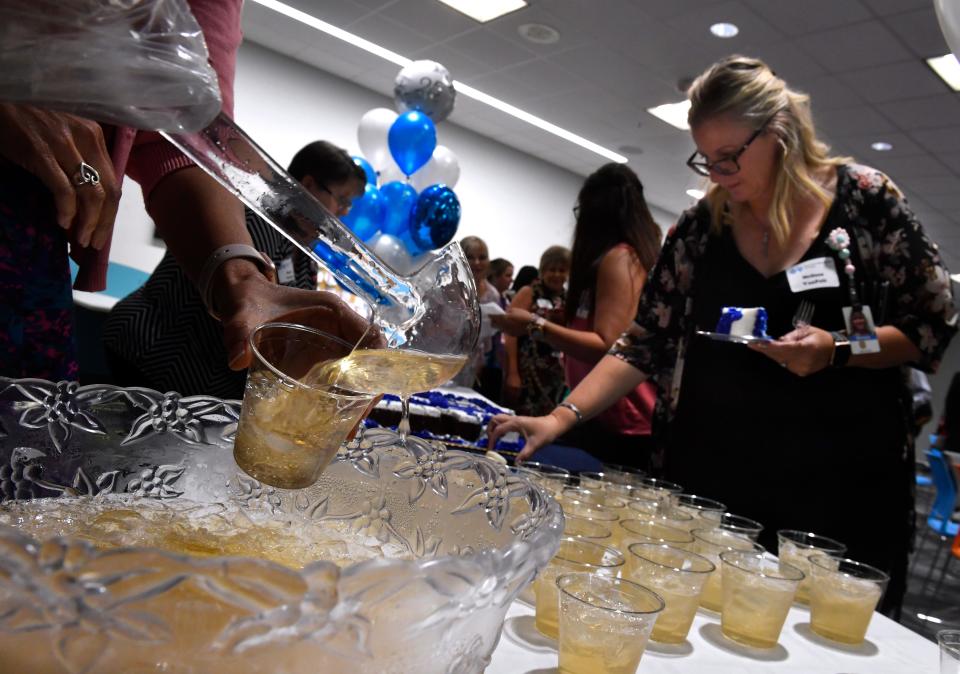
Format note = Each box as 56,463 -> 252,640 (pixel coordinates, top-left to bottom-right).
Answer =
610,163 -> 957,435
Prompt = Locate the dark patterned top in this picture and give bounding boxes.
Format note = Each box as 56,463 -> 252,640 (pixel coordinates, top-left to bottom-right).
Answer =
102,208 -> 317,399
515,280 -> 567,417
610,164 -> 957,456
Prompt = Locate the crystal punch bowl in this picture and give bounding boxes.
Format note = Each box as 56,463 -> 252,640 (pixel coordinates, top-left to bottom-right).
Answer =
0,379 -> 562,673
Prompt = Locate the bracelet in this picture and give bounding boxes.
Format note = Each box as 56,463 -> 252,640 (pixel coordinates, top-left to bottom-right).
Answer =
557,401 -> 584,425
197,244 -> 277,320
527,315 -> 547,340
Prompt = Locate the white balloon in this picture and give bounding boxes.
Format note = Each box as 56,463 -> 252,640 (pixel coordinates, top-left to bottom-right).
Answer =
357,107 -> 398,171
377,160 -> 406,186
410,145 -> 461,192
935,0 -> 960,59
369,233 -> 415,275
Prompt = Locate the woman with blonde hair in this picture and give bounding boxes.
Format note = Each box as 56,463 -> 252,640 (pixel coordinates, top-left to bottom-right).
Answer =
502,245 -> 570,416
489,55 -> 956,617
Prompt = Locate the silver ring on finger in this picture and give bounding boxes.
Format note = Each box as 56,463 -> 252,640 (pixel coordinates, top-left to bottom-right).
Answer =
73,161 -> 101,187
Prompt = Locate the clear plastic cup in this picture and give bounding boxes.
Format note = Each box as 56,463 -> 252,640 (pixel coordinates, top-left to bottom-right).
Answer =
777,530 -> 847,604
233,323 -> 375,489
691,527 -> 765,613
564,515 -> 613,541
635,477 -> 683,505
601,463 -> 647,486
626,543 -> 715,643
562,486 -> 628,511
655,506 -> 698,532
562,500 -> 620,523
700,511 -> 764,540
939,630 -> 960,674
578,471 -> 614,490
672,493 -> 727,524
557,572 -> 664,673
808,555 -> 889,644
626,496 -> 662,518
534,537 -> 625,639
720,550 -> 804,649
615,518 -> 694,554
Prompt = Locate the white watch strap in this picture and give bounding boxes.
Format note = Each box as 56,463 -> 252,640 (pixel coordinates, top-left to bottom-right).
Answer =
197,244 -> 276,319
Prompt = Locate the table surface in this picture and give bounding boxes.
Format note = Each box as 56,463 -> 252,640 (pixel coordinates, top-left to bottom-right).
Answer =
487,597 -> 936,673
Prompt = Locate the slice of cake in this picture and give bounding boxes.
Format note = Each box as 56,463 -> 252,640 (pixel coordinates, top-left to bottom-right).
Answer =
716,307 -> 769,338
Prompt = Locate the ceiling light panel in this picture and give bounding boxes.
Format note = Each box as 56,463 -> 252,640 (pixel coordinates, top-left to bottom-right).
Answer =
647,100 -> 692,130
927,54 -> 960,92
437,0 -> 527,23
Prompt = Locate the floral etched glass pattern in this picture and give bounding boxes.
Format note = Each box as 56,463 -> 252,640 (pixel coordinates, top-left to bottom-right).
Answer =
0,378 -> 563,674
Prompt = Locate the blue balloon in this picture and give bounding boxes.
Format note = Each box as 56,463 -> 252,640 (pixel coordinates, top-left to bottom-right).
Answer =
341,183 -> 384,241
352,155 -> 377,185
379,181 -> 419,236
409,184 -> 460,251
388,110 -> 437,177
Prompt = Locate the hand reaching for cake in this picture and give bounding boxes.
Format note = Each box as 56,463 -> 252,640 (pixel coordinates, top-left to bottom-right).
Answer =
487,412 -> 566,464
748,326 -> 834,376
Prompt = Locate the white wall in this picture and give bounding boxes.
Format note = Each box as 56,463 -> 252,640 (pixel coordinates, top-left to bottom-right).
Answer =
111,41 -> 679,271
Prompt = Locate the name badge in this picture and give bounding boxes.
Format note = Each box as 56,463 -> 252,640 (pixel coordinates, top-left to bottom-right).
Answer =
786,257 -> 839,293
277,256 -> 296,285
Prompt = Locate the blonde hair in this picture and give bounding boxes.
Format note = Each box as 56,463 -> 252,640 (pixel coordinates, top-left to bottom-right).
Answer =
687,55 -> 850,242
539,245 -> 571,273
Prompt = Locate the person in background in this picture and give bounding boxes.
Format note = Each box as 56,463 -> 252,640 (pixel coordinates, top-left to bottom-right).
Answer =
487,258 -> 514,299
0,0 -> 371,383
479,257 -> 513,403
103,141 -> 366,399
489,55 -> 956,617
506,265 -> 538,303
502,246 -> 570,416
453,235 -> 500,389
494,164 -> 662,468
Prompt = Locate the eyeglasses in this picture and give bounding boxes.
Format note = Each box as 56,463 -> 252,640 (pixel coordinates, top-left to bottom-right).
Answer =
318,183 -> 354,210
686,116 -> 774,177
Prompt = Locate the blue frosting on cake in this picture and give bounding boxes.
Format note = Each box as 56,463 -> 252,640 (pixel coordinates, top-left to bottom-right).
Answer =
366,389 -> 522,452
716,307 -> 768,338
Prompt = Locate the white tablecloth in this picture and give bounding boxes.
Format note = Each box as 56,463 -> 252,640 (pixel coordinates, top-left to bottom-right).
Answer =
487,598 -> 935,673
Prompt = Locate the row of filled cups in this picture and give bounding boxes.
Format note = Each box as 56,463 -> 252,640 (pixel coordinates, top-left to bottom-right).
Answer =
514,461 -> 889,671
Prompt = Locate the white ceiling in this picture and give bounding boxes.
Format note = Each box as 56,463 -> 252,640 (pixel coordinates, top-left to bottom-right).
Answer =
242,0 -> 960,268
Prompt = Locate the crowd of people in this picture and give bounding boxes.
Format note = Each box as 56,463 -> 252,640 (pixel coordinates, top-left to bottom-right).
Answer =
0,0 -> 956,624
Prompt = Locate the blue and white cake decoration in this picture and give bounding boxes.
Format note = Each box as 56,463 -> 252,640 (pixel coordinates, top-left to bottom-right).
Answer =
716,306 -> 769,339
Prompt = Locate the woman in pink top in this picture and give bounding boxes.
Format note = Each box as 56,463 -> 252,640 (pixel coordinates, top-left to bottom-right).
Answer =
0,0 -> 371,381
494,163 -> 661,468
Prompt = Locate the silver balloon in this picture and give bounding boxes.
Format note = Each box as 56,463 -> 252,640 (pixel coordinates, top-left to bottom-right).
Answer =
935,0 -> 960,59
394,60 -> 456,123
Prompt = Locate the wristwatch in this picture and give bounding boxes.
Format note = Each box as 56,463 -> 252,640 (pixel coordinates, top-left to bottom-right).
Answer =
527,315 -> 547,340
830,330 -> 851,368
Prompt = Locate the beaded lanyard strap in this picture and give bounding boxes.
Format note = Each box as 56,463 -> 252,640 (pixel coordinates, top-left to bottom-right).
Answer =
825,227 -> 861,308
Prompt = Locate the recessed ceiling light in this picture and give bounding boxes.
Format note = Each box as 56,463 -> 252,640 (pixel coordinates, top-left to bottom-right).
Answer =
710,22 -> 739,38
917,612 -> 944,624
871,141 -> 893,151
686,188 -> 705,199
518,23 -> 560,45
250,0 -> 625,163
437,0 -> 527,23
926,53 -> 960,91
647,100 -> 692,130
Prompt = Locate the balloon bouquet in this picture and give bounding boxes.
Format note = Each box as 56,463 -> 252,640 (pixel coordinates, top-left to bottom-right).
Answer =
343,60 -> 463,275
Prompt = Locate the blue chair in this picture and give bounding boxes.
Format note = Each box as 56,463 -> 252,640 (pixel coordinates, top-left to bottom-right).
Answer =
927,449 -> 959,538
919,449 -> 960,592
